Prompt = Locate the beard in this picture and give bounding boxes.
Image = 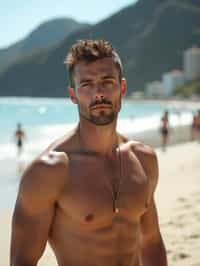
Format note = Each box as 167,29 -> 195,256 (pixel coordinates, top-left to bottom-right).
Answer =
88,110 -> 116,126
78,96 -> 121,126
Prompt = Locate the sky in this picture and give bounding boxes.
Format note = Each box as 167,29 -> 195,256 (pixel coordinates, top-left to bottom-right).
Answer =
0,0 -> 137,49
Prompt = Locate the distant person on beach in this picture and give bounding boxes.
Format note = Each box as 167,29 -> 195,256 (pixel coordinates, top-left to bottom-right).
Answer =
160,111 -> 169,151
196,110 -> 200,140
191,113 -> 197,141
14,123 -> 25,156
191,110 -> 200,141
10,40 -> 167,266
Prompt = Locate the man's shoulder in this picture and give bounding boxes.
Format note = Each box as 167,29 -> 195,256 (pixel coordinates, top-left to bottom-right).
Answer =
16,151 -> 69,212
122,140 -> 156,160
33,126 -> 77,171
39,150 -> 69,168
131,140 -> 156,158
21,151 -> 69,191
123,140 -> 158,184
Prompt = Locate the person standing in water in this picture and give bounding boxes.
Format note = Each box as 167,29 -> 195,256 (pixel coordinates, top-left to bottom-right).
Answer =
160,111 -> 169,151
14,123 -> 25,156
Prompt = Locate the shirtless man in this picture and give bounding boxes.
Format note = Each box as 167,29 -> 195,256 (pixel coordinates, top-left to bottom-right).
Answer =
10,40 -> 167,266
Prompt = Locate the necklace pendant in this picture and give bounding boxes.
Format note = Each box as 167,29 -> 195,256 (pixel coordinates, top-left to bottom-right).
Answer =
115,208 -> 119,213
113,193 -> 119,213
113,201 -> 119,213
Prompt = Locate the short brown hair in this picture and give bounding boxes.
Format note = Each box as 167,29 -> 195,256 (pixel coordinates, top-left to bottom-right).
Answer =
64,39 -> 123,87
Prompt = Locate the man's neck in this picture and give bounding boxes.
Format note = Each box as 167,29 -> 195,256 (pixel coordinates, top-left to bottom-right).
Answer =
77,120 -> 119,157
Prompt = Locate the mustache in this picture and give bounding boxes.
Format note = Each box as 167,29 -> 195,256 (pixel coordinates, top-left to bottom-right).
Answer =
89,99 -> 112,108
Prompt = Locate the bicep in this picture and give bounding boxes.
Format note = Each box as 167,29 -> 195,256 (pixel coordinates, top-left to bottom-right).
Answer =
139,199 -> 161,245
11,198 -> 55,264
10,161 -> 59,265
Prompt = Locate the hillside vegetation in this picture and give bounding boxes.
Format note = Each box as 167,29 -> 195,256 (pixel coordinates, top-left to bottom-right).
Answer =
0,0 -> 200,97
175,78 -> 200,97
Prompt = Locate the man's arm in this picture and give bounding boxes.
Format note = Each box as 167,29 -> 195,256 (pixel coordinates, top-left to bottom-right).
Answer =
139,199 -> 167,266
133,144 -> 167,266
10,153 -> 67,266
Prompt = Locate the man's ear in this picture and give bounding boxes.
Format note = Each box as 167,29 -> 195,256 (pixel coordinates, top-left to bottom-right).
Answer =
121,78 -> 127,97
68,86 -> 78,104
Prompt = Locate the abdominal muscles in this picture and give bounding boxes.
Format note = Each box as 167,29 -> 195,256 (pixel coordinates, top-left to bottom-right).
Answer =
48,207 -> 140,266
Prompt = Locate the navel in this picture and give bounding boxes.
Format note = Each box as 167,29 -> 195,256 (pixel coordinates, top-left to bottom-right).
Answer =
85,213 -> 94,222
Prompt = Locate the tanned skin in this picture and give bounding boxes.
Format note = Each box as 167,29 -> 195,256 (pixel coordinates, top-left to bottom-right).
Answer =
10,57 -> 167,266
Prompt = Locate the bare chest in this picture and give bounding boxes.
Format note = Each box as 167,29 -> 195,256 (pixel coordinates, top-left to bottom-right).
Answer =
57,154 -> 150,226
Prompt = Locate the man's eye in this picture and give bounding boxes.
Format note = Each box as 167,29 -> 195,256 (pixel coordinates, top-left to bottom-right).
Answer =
103,80 -> 114,85
81,83 -> 90,88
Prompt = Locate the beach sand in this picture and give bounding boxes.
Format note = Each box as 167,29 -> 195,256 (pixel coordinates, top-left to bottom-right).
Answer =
155,142 -> 200,266
0,140 -> 200,266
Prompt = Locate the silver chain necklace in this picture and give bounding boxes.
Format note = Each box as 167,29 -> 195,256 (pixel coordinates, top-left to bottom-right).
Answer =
78,125 -> 123,214
108,144 -> 123,214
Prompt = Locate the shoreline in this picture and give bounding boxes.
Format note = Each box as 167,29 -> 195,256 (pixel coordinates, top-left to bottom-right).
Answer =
127,124 -> 192,148
126,97 -> 200,106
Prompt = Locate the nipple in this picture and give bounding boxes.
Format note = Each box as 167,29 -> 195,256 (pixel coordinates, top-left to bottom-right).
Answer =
85,213 -> 94,222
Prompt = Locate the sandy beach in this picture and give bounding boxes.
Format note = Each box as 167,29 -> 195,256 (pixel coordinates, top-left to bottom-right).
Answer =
156,142 -> 200,266
0,139 -> 200,266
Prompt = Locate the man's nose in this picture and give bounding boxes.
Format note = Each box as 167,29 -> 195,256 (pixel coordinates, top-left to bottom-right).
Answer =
95,94 -> 105,101
94,83 -> 105,100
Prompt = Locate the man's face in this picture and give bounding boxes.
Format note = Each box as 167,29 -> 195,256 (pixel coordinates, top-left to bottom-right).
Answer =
69,57 -> 126,126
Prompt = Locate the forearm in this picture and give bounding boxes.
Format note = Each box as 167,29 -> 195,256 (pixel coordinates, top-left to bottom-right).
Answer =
11,262 -> 36,266
11,264 -> 36,266
139,238 -> 167,266
10,257 -> 37,266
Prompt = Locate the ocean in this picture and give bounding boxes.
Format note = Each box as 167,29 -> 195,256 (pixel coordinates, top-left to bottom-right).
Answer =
0,97 -> 194,209
0,97 -> 194,157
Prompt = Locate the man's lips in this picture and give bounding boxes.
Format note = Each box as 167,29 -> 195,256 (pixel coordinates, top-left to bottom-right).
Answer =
90,105 -> 112,110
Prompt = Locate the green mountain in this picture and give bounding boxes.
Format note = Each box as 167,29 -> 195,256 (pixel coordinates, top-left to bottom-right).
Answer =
0,18 -> 89,73
0,0 -> 200,97
175,78 -> 200,97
